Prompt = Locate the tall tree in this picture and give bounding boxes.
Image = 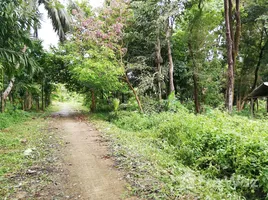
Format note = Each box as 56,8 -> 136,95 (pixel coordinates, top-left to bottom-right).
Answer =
224,0 -> 241,113
0,0 -> 71,112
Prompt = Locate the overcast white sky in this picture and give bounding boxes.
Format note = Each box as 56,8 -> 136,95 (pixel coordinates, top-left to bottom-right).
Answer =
39,0 -> 104,50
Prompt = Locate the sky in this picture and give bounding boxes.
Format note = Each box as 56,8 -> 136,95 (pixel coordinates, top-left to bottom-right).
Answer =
38,0 -> 104,50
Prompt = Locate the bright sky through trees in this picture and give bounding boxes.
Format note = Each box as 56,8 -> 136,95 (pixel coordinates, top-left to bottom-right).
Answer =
39,0 -> 104,49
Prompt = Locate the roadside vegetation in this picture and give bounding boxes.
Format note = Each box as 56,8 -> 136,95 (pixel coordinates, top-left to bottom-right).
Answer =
0,106 -> 59,199
93,105 -> 268,199
1,0 -> 268,199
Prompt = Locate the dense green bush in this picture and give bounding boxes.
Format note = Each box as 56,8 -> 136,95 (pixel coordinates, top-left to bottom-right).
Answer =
111,108 -> 268,199
0,110 -> 31,130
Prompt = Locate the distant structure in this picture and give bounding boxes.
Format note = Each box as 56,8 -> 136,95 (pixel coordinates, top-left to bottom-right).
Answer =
248,82 -> 268,116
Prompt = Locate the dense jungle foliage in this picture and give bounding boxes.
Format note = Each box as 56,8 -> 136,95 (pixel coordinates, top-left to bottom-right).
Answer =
1,0 -> 268,199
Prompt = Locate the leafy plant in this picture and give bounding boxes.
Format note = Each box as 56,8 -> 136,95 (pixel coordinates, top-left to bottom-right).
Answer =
112,98 -> 120,112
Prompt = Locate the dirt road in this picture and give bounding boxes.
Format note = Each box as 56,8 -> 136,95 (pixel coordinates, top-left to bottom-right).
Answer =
50,103 -> 132,200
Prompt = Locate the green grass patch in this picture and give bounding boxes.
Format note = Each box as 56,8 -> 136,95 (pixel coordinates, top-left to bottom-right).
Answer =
0,104 -> 61,198
92,110 -> 268,199
0,117 -> 52,198
0,110 -> 32,130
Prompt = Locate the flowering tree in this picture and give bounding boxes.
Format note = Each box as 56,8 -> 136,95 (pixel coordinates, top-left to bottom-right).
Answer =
67,0 -> 143,112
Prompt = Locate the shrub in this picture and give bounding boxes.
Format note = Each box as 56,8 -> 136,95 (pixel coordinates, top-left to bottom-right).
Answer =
112,98 -> 120,112
111,107 -> 268,199
0,110 -> 31,130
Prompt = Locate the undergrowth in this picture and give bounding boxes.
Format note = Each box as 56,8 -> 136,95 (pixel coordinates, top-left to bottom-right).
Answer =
0,105 -> 60,199
0,110 -> 31,130
93,109 -> 268,199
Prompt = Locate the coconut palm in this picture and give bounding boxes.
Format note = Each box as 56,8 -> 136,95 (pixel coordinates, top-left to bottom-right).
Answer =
38,0 -> 71,42
0,0 -> 71,111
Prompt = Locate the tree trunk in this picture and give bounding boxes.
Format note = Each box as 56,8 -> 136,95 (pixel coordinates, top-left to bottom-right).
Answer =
251,27 -> 266,91
155,37 -> 162,100
193,71 -> 200,114
41,83 -> 44,110
2,77 -> 15,100
24,91 -> 28,110
124,74 -> 144,113
224,0 -> 235,113
251,98 -> 254,117
36,97 -> 40,111
188,42 -> 200,114
1,46 -> 27,108
90,89 -> 96,112
119,46 -> 143,113
24,91 -> 32,110
166,18 -> 175,94
1,94 -> 4,113
47,92 -> 51,107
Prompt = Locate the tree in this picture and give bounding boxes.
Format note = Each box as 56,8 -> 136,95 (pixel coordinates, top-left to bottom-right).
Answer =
56,0 -> 143,112
38,0 -> 71,42
0,0 -> 37,112
0,0 -> 71,112
235,0 -> 268,110
224,0 -> 241,113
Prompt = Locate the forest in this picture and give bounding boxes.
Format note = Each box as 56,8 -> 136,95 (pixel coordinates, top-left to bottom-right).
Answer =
1,0 -> 268,199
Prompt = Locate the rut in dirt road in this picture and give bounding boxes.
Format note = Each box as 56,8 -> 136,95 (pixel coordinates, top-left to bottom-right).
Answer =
51,104 -> 133,200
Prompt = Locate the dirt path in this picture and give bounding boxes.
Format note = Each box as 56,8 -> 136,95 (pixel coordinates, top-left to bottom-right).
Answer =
50,103 -> 132,200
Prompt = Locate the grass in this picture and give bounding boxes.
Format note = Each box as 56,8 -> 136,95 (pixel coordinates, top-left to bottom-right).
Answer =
0,100 -> 87,198
0,106 -> 60,199
91,109 -> 268,199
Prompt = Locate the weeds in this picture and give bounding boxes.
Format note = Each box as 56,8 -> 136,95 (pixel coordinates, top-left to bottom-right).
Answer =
93,109 -> 268,199
0,106 -> 60,199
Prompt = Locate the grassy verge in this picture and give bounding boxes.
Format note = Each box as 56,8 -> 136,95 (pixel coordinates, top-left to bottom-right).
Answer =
0,108 -> 60,199
91,110 -> 268,199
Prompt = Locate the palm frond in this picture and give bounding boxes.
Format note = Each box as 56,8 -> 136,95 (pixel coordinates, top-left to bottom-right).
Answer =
41,0 -> 71,42
0,48 -> 37,75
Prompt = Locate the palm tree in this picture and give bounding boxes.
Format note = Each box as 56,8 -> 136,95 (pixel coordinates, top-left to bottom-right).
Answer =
0,0 -> 71,112
38,0 -> 71,42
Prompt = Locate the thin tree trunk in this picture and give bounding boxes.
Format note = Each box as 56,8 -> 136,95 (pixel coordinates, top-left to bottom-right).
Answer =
166,18 -> 175,94
0,66 -> 3,113
239,28 -> 266,108
251,28 -> 266,91
1,94 -> 4,113
251,98 -> 254,117
155,37 -> 162,100
2,77 -> 15,100
188,42 -> 200,113
90,89 -> 96,112
41,82 -> 44,110
1,46 -> 27,105
193,71 -> 200,113
24,91 -> 28,110
48,92 -> 51,106
21,100 -> 25,111
28,92 -> 32,110
234,0 -> 241,57
224,0 -> 235,113
124,74 -> 144,113
9,93 -> 13,104
36,97 -> 40,111
119,45 -> 143,113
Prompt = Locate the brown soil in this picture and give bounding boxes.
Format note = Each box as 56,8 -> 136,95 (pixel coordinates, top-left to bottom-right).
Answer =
48,103 -> 135,200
